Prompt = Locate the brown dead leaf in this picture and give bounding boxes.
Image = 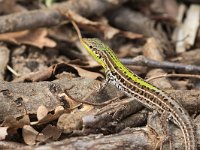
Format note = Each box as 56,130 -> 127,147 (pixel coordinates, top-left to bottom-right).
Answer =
57,94 -> 94,133
163,0 -> 178,20
0,0 -> 27,14
22,125 -> 39,145
37,105 -> 49,121
1,115 -> 30,134
53,63 -> 103,79
15,62 -> 102,83
70,64 -> 103,79
57,112 -> 85,133
118,43 -> 141,58
79,104 -> 94,112
143,38 -> 164,61
48,26 -> 78,42
30,125 -> 61,143
58,93 -> 94,111
0,28 -> 56,48
0,127 -> 8,140
41,124 -> 62,140
31,106 -> 65,125
66,10 -> 143,39
55,106 -> 65,113
150,0 -> 178,22
35,133 -> 46,143
13,65 -> 54,82
58,93 -> 79,109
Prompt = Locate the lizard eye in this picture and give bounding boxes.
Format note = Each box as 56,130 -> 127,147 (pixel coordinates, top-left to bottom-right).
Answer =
89,45 -> 93,49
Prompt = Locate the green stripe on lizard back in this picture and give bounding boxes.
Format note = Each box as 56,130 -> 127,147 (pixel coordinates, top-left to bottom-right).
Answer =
81,38 -> 160,92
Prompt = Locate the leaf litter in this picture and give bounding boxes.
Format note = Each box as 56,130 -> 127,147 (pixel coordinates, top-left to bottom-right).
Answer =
0,0 -> 200,149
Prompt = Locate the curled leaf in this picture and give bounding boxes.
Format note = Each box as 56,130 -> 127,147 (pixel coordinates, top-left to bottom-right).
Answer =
66,10 -> 143,40
0,28 -> 56,48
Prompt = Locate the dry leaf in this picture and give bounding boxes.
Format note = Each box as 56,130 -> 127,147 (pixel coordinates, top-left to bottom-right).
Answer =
31,106 -> 65,125
79,104 -> 94,112
22,125 -> 38,145
48,26 -> 78,42
41,124 -> 61,140
57,112 -> 84,133
66,10 -> 143,39
33,125 -> 61,143
163,0 -> 178,20
55,106 -> 65,113
57,103 -> 94,133
13,65 -> 54,82
118,43 -> 141,58
0,0 -> 27,14
1,115 -> 30,134
70,64 -> 103,79
36,133 -> 46,143
143,38 -> 164,61
37,105 -> 49,121
58,93 -> 94,111
53,63 -> 103,79
150,0 -> 178,22
0,28 -> 56,48
58,93 -> 78,109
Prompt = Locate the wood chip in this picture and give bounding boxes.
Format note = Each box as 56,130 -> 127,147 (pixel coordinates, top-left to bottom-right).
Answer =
174,5 -> 200,53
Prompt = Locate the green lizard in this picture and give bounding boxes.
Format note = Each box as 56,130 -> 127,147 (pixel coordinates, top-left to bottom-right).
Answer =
80,38 -> 196,150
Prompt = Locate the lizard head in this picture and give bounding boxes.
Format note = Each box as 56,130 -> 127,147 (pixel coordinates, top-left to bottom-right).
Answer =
81,38 -> 108,70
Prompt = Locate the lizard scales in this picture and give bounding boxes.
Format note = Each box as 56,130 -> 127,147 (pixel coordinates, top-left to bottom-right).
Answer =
81,38 -> 196,150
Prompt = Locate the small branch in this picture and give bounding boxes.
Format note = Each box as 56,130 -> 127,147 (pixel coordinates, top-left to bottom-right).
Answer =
7,65 -> 20,77
146,73 -> 200,82
71,21 -> 82,40
0,0 -> 127,33
120,55 -> 200,73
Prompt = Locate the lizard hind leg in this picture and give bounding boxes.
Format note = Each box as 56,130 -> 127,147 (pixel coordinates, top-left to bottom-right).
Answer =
159,111 -> 173,150
148,110 -> 173,150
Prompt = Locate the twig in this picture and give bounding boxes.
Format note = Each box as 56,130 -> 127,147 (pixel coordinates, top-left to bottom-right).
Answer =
120,55 -> 200,73
7,65 -> 21,77
71,21 -> 82,40
146,73 -> 200,82
0,0 -> 127,33
0,46 -> 10,80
